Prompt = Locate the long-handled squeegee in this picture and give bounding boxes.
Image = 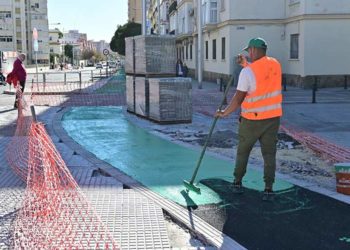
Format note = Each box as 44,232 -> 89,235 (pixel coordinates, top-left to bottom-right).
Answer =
183,76 -> 234,194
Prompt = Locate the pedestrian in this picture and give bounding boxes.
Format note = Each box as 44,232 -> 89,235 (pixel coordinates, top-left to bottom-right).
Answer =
60,63 -> 64,71
215,38 -> 282,201
11,53 -> 27,108
176,59 -> 184,77
183,63 -> 188,77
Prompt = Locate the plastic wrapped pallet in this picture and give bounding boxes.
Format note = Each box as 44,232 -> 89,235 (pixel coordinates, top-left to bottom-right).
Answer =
134,35 -> 176,75
125,37 -> 134,74
135,77 -> 149,117
126,75 -> 135,113
149,78 -> 192,123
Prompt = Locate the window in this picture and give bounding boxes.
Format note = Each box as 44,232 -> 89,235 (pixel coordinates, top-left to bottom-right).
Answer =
186,44 -> 188,60
205,41 -> 208,60
212,39 -> 216,60
35,3 -> 39,8
221,37 -> 225,60
0,36 -> 13,42
210,0 -> 218,23
182,46 -> 184,60
190,44 -> 192,60
290,34 -> 299,59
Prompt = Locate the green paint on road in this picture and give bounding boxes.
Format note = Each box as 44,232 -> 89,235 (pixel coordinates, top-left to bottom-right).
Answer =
339,237 -> 350,243
62,106 -> 293,206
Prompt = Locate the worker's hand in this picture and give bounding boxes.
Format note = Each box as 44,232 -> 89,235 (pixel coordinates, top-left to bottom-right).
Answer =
236,54 -> 248,67
215,109 -> 226,118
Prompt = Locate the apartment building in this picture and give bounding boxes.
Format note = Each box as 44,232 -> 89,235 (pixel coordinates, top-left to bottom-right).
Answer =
49,28 -> 62,65
93,40 -> 110,55
0,0 -> 49,66
163,0 -> 350,87
147,0 -> 171,34
128,0 -> 143,24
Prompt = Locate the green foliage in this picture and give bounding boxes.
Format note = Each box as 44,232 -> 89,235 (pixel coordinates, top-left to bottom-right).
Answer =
64,44 -> 73,59
58,31 -> 63,39
110,22 -> 141,55
81,49 -> 95,60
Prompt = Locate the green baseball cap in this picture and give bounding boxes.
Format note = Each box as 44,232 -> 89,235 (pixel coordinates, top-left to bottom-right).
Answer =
243,37 -> 268,51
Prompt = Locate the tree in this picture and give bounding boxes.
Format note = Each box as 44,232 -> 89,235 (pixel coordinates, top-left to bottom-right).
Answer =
81,49 -> 95,60
110,22 -> 141,55
64,44 -> 73,61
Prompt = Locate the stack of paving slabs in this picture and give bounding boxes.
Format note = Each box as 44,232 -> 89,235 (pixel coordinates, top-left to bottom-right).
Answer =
149,77 -> 192,123
126,75 -> 135,113
125,35 -> 176,75
125,37 -> 134,74
125,35 -> 192,123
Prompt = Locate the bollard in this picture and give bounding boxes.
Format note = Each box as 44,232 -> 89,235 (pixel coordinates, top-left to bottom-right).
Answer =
312,77 -> 318,103
219,78 -> 225,92
64,72 -> 67,85
345,75 -> 348,90
282,75 -> 287,91
91,70 -> 93,82
43,73 -> 46,92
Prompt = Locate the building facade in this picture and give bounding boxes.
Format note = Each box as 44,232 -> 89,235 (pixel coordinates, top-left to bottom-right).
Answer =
161,0 -> 350,87
128,0 -> 143,23
49,28 -> 62,65
0,0 -> 49,66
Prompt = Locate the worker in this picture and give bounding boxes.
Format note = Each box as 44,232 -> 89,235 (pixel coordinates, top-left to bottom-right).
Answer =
215,37 -> 282,201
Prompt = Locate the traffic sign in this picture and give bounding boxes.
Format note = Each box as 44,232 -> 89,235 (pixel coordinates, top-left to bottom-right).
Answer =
33,40 -> 39,52
103,49 -> 109,56
33,28 -> 38,52
32,28 -> 38,40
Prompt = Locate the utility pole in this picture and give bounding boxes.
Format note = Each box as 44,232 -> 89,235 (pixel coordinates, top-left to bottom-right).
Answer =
197,0 -> 203,89
142,0 -> 147,35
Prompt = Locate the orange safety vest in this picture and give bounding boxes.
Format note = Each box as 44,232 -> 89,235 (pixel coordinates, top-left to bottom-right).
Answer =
241,56 -> 282,120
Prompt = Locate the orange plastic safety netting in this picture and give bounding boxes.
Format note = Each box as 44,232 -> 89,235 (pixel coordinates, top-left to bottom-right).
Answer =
13,121 -> 118,249
27,70 -> 126,107
6,87 -> 119,249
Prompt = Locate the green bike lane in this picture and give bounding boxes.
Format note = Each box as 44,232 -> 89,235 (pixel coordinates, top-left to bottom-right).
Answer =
62,106 -> 350,249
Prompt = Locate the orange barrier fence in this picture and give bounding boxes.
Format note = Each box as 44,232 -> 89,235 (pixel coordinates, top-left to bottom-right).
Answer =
6,83 -> 120,248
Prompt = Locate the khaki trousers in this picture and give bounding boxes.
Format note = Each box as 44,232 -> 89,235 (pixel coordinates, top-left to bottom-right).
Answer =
234,116 -> 280,189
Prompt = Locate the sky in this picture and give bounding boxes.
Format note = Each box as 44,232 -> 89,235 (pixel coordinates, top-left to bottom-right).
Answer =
47,0 -> 128,42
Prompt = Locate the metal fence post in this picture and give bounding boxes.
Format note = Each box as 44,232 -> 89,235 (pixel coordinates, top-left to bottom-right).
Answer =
312,76 -> 318,103
30,105 -> 37,123
64,72 -> 67,85
91,70 -> 93,82
79,71 -> 82,90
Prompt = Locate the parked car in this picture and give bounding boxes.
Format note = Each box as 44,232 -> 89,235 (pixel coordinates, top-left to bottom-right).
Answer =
96,63 -> 103,69
108,61 -> 117,68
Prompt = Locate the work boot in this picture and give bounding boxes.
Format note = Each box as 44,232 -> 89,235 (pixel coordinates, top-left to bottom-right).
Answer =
232,180 -> 244,194
262,188 -> 275,201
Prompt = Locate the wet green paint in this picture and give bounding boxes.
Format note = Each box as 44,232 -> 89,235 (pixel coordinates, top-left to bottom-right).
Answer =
339,237 -> 350,243
62,106 -> 293,206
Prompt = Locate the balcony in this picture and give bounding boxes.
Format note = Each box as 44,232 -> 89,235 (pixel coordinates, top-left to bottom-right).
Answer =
168,1 -> 177,15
